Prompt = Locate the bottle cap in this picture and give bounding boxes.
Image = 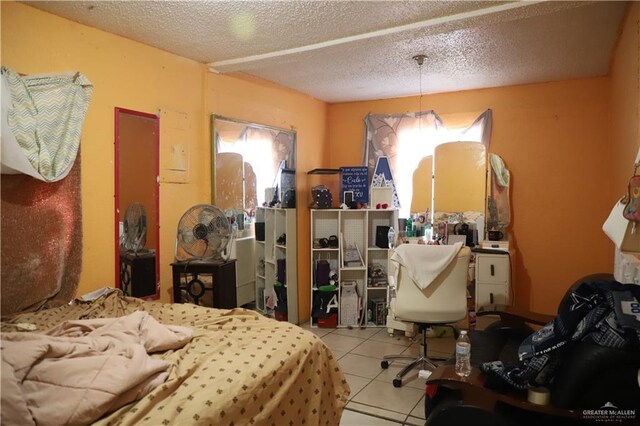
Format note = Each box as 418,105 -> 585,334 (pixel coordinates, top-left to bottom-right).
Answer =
460,330 -> 467,335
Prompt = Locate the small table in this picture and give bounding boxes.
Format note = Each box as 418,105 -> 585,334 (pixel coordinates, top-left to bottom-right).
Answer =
426,365 -> 581,419
171,259 -> 237,308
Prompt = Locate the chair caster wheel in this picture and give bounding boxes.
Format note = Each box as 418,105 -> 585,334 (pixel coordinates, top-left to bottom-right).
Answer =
393,378 -> 402,388
381,361 -> 389,369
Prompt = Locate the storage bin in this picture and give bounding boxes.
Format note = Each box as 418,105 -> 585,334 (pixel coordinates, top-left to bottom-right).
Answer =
317,313 -> 337,328
277,258 -> 286,284
340,282 -> 359,326
312,285 -> 338,319
274,310 -> 288,321
274,284 -> 288,313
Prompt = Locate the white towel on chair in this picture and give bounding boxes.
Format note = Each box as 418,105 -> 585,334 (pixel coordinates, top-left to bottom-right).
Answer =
391,242 -> 463,290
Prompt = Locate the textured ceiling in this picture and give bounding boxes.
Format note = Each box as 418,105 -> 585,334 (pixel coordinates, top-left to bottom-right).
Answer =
23,1 -> 628,103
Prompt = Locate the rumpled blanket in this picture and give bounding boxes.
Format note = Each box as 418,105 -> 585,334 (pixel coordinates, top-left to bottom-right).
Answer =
481,281 -> 640,390
391,242 -> 463,289
1,311 -> 192,426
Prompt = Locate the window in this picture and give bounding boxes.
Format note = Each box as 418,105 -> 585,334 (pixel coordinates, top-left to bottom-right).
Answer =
364,110 -> 491,218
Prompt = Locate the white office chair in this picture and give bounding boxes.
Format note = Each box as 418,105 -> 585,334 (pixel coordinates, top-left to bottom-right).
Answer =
381,245 -> 471,387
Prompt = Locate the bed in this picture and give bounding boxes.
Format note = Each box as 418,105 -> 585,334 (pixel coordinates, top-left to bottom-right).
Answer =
1,289 -> 350,425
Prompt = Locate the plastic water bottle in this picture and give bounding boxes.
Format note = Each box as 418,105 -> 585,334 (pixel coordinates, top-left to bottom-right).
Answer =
455,330 -> 471,377
388,227 -> 395,249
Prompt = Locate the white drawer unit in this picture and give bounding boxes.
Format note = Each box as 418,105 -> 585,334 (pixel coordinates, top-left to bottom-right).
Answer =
231,236 -> 256,307
475,252 -> 511,308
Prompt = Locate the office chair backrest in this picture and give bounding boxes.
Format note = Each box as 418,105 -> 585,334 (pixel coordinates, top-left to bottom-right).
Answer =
394,246 -> 471,324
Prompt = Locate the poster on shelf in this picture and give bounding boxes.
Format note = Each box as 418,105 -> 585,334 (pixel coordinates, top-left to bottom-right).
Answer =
340,166 -> 368,203
371,156 -> 400,208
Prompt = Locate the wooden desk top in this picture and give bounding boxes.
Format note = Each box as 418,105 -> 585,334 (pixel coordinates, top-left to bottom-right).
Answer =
426,365 -> 580,419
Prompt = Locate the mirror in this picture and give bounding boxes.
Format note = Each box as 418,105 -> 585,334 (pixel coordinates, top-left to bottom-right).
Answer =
400,141 -> 487,243
433,141 -> 486,215
432,141 -> 487,242
114,108 -> 159,299
211,115 -> 296,223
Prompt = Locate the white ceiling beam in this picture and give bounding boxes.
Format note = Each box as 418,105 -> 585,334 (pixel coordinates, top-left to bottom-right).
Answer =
207,0 -> 549,73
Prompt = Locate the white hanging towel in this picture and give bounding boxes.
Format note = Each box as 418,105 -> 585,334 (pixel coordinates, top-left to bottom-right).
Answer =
1,67 -> 93,181
391,242 -> 463,290
264,286 -> 278,310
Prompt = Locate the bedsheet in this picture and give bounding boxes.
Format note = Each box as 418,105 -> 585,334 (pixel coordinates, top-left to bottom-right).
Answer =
2,311 -> 193,426
1,290 -> 350,425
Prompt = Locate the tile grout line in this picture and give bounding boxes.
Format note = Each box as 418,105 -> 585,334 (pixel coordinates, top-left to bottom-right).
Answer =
343,406 -> 405,425
344,400 -> 412,423
318,325 -> 434,423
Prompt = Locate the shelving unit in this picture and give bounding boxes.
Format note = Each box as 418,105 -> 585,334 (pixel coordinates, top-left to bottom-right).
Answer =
310,208 -> 398,328
254,207 -> 298,324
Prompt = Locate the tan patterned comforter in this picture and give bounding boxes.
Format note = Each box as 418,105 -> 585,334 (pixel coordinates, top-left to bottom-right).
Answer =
1,290 -> 350,425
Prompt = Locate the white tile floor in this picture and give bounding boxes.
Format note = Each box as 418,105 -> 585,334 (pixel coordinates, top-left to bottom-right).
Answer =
299,322 -> 457,425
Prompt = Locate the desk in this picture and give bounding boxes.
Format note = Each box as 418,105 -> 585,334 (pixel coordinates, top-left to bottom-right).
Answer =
425,365 -> 580,419
172,260 -> 237,308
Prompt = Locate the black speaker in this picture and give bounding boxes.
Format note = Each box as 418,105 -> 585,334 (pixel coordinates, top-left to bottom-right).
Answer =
255,222 -> 265,241
120,252 -> 156,298
375,226 -> 390,248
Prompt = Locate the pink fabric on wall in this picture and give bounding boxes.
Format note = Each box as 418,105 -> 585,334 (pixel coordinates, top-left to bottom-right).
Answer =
1,155 -> 82,315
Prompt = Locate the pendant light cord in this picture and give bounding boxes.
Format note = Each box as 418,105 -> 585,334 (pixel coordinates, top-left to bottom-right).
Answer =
419,62 -> 423,131
413,54 -> 426,131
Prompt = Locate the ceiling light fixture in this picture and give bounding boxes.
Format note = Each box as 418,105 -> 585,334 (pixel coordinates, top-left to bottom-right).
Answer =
413,54 -> 427,130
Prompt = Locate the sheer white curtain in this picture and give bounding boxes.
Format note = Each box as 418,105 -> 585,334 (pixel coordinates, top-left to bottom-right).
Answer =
363,109 -> 492,217
216,126 -> 295,207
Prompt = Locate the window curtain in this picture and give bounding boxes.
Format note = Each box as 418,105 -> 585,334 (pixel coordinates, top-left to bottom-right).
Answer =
363,109 -> 492,211
488,153 -> 511,229
216,126 -> 295,206
1,67 -> 93,182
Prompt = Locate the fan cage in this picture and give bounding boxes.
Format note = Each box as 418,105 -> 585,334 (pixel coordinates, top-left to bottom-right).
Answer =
175,204 -> 233,261
121,203 -> 148,253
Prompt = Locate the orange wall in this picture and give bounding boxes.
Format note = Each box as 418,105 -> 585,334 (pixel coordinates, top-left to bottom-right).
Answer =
611,2 -> 640,195
3,1 -> 638,318
206,73 -> 327,321
328,79 -> 613,314
2,2 -> 207,303
1,3 -> 327,315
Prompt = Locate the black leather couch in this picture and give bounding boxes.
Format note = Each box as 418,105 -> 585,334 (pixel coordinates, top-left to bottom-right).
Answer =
424,274 -> 640,426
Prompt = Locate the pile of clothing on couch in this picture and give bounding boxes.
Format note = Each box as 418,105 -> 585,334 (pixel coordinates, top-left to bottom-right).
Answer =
482,280 -> 640,390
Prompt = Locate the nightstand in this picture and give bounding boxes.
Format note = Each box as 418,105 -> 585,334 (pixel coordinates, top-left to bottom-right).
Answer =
172,259 -> 237,308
